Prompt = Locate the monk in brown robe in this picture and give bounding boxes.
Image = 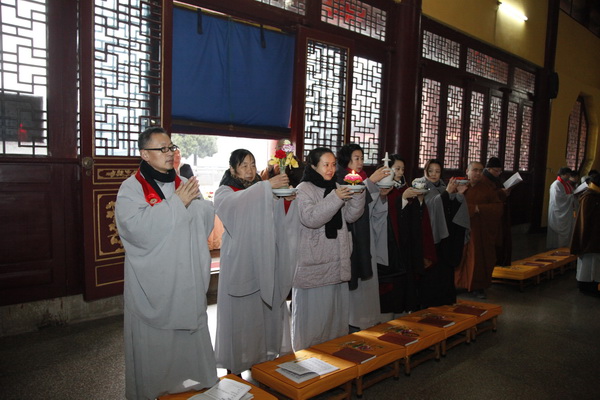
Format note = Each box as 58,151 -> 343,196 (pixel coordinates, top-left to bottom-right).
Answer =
455,162 -> 503,298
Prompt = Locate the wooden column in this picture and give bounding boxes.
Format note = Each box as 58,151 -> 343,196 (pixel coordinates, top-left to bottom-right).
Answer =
530,0 -> 560,231
386,0 -> 422,178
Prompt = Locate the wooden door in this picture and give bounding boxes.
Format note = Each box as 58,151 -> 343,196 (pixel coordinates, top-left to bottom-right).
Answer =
79,0 -> 167,300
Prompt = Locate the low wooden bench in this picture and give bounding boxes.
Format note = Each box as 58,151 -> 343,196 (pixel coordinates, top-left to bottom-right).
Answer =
310,333 -> 405,398
396,309 -> 477,356
492,264 -> 544,290
431,300 -> 503,340
251,349 -> 357,400
354,320 -> 444,377
157,374 -> 277,400
493,248 -> 577,291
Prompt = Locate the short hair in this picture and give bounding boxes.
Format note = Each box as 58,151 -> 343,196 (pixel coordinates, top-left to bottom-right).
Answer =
306,147 -> 335,167
228,149 -> 255,169
336,143 -> 363,168
591,172 -> 600,186
467,161 -> 483,170
557,167 -> 572,176
138,126 -> 167,151
424,159 -> 443,177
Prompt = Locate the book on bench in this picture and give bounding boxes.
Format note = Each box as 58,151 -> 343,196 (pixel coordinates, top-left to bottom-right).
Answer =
378,332 -> 419,347
188,378 -> 253,400
535,258 -> 555,263
332,347 -> 376,364
523,262 -> 545,267
418,316 -> 455,328
452,305 -> 488,317
276,357 -> 339,384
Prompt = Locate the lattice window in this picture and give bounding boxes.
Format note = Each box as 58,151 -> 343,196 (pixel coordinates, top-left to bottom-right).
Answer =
444,85 -> 464,169
350,57 -> 381,166
0,0 -> 48,155
513,67 -> 535,94
518,104 -> 532,171
93,0 -> 162,156
303,40 -> 348,159
466,48 -> 508,84
255,0 -> 306,15
566,98 -> 588,171
467,91 -> 484,164
504,101 -> 518,171
321,0 -> 386,41
418,78 -> 441,167
422,30 -> 460,68
487,95 -> 502,158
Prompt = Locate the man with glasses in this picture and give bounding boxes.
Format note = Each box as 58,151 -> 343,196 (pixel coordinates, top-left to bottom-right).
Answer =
115,126 -> 218,399
455,161 -> 504,299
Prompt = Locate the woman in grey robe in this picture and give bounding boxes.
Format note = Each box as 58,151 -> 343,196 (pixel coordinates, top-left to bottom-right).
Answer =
214,149 -> 298,374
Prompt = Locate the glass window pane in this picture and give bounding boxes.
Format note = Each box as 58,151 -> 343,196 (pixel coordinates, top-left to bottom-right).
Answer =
303,40 -> 348,159
350,57 -> 381,166
419,78 -> 441,167
1,0 -> 48,155
93,0 -> 162,156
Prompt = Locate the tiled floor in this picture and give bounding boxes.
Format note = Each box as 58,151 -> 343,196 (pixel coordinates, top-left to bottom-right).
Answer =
1,231 -> 599,400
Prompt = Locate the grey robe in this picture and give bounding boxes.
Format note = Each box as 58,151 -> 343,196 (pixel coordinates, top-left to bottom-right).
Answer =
116,174 -> 218,400
214,182 -> 298,374
424,179 -> 470,244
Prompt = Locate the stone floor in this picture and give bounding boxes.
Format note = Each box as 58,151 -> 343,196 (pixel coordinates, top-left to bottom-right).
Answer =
1,231 -> 599,400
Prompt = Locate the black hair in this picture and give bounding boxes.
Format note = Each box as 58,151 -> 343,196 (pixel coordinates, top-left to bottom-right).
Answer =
138,126 -> 168,151
306,147 -> 335,167
228,149 -> 255,169
336,143 -> 363,169
390,154 -> 405,164
424,158 -> 443,177
591,173 -> 600,186
557,167 -> 573,176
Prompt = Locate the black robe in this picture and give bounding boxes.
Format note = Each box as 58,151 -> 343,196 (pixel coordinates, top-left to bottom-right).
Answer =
421,191 -> 465,307
378,188 -> 435,313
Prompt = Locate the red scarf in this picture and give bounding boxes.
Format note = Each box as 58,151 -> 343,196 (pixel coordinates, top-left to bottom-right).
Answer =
135,169 -> 181,206
557,176 -> 573,194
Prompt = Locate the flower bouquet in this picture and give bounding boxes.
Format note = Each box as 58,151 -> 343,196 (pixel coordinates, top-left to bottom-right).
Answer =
268,140 -> 299,175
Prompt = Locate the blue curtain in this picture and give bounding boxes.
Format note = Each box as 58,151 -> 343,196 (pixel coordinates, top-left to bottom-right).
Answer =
172,7 -> 295,129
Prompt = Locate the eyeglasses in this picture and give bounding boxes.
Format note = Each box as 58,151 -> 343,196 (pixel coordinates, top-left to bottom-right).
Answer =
144,144 -> 179,153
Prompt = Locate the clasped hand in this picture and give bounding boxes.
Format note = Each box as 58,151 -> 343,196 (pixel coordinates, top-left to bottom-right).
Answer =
176,176 -> 200,208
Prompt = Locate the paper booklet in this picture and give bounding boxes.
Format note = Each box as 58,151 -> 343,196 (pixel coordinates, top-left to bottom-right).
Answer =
188,378 -> 252,400
503,172 -> 523,189
574,183 -> 588,195
276,357 -> 339,383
